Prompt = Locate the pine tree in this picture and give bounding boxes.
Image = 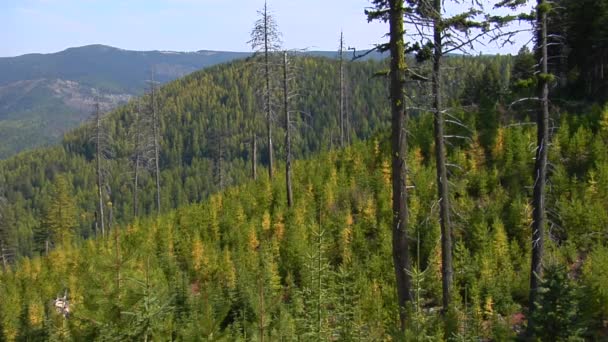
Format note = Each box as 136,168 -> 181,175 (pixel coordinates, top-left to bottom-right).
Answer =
528,0 -> 552,331
299,228 -> 331,340
92,102 -> 108,238
148,74 -> 162,215
338,31 -> 346,148
530,263 -> 585,340
43,175 -> 77,248
0,301 -> 6,342
249,0 -> 282,180
366,0 -> 413,330
282,51 -> 295,207
0,196 -> 15,268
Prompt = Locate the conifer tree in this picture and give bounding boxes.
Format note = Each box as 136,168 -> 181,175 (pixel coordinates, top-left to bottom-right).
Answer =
0,195 -> 15,268
131,102 -> 149,218
249,1 -> 282,180
0,310 -> 5,342
338,31 -> 346,148
148,74 -> 162,215
405,0 -> 491,313
366,0 -> 413,330
282,51 -> 294,207
43,175 -> 77,248
92,102 -> 107,237
528,1 -> 551,331
530,263 -> 585,340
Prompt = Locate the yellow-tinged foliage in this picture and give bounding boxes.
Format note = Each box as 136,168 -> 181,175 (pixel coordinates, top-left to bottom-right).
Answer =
373,139 -> 381,158
248,225 -> 260,252
222,249 -> 237,290
29,302 -> 43,326
262,211 -> 271,232
381,159 -> 391,186
192,236 -> 209,273
483,296 -> 494,319
468,134 -> 486,171
273,215 -> 285,242
362,197 -> 376,221
492,127 -> 505,160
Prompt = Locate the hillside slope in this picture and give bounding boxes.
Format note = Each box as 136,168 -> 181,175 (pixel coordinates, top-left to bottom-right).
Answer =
0,45 -> 388,159
0,56 -> 393,259
0,45 -> 251,158
1,115 -> 608,339
0,54 -> 519,260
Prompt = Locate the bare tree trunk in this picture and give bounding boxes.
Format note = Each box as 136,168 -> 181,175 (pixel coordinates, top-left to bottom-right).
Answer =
252,134 -> 258,180
151,82 -> 161,215
264,2 -> 274,181
0,245 -> 6,270
133,158 -> 140,217
95,102 -> 105,238
339,31 -> 345,148
133,108 -> 141,217
388,0 -> 412,330
528,0 -> 549,333
432,0 -> 453,313
283,52 -> 293,207
115,221 -> 121,300
218,133 -> 225,190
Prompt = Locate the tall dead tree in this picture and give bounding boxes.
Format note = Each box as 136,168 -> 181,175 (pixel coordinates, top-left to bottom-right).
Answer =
430,0 -> 454,313
339,31 -> 346,148
403,0 -> 492,313
492,0 -> 553,332
132,105 -> 142,217
367,0 -> 413,330
210,106 -> 233,191
131,102 -> 155,217
147,74 -> 162,215
93,102 -> 106,238
528,0 -> 551,333
283,51 -> 294,207
250,1 -> 282,180
252,134 -> 258,180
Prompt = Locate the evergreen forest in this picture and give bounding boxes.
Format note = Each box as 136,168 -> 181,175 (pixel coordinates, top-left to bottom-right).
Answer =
1,0 -> 608,340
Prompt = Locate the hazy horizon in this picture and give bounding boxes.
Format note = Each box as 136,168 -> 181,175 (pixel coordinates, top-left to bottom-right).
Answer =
1,0 -> 531,58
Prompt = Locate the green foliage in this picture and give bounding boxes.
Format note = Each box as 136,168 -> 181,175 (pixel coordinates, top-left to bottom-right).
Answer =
530,263 -> 585,341
0,40 -> 608,340
43,175 -> 77,248
581,245 -> 608,333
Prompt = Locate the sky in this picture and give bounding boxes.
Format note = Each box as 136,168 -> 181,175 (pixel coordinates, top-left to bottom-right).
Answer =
0,0 -> 532,57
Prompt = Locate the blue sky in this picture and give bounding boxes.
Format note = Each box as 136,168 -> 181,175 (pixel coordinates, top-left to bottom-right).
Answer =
0,0 -> 532,57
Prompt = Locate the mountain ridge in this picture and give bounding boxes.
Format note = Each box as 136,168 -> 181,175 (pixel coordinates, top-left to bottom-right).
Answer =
0,44 -> 385,159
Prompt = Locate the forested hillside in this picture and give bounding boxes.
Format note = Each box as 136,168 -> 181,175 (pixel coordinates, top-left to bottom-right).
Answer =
0,45 -> 256,159
0,55 -> 508,260
2,0 -> 608,339
0,45 -> 386,159
1,109 -> 607,339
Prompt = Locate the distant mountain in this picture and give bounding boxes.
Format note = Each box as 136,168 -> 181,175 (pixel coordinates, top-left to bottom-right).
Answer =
0,45 -> 252,158
0,44 -> 386,159
0,45 -> 252,92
